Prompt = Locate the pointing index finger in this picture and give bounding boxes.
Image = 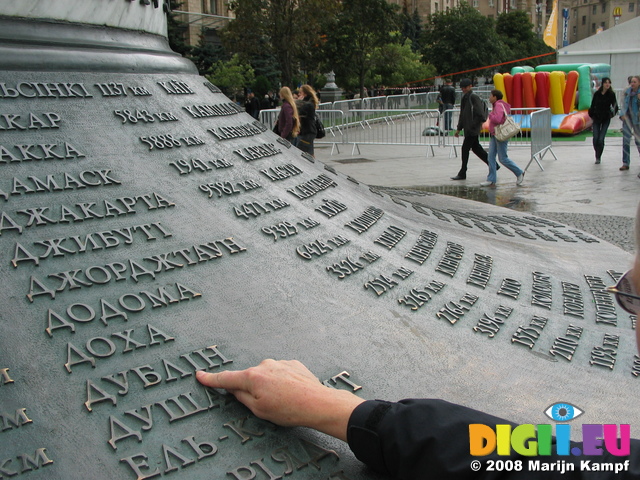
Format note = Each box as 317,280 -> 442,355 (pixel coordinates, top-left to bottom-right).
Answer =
196,369 -> 248,392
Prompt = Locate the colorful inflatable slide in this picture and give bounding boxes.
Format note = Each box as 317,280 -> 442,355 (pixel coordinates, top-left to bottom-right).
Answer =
492,63 -> 610,135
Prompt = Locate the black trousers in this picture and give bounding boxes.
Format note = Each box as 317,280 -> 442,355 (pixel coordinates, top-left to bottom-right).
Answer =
457,135 -> 489,178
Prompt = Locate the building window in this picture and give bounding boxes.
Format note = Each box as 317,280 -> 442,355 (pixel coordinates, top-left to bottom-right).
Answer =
592,4 -> 597,14
602,3 -> 606,13
630,3 -> 635,12
473,0 -> 478,7
601,21 -> 606,29
591,22 -> 596,32
510,0 -> 516,7
573,25 -> 577,35
582,15 -> 586,25
435,2 -> 439,12
489,0 -> 494,6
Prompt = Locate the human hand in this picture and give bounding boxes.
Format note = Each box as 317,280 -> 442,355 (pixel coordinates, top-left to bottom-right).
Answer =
454,130 -> 460,137
196,359 -> 365,441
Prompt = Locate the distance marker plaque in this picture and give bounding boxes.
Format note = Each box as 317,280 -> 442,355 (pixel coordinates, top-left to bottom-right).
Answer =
0,2 -> 638,479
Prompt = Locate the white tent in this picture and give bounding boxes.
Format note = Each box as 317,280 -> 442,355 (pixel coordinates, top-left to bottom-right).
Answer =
557,16 -> 640,90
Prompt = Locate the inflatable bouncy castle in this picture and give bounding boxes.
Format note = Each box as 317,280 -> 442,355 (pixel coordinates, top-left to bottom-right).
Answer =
492,63 -> 610,135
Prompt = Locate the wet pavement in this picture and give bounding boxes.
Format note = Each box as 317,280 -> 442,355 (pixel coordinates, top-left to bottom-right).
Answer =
315,133 -> 639,253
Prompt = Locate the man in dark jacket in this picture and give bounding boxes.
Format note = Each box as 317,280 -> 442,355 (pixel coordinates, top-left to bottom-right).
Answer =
245,91 -> 260,120
439,78 -> 456,131
451,78 -> 491,180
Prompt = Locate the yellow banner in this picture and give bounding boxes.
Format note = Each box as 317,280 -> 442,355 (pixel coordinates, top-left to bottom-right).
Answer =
544,0 -> 558,49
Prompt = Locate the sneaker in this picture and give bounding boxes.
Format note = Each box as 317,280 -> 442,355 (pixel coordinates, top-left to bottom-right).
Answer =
450,175 -> 466,180
620,165 -> 629,171
516,172 -> 525,185
479,181 -> 495,187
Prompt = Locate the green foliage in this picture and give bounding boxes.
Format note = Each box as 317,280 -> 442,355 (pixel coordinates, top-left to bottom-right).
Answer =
421,2 -> 509,80
170,0 -> 558,97
206,54 -> 255,100
189,42 -> 227,74
166,0 -> 192,57
496,11 -> 555,69
312,73 -> 327,91
366,40 -> 435,88
323,0 -> 401,97
400,7 -> 422,52
223,0 -> 340,86
252,75 -> 272,98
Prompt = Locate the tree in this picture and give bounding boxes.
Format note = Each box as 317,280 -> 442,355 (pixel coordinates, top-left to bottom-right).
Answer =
323,0 -> 401,97
206,54 -> 255,100
496,11 -> 555,69
421,2 -> 509,80
166,0 -> 192,57
400,6 -> 422,52
367,39 -> 436,89
223,0 -> 340,86
189,42 -> 227,74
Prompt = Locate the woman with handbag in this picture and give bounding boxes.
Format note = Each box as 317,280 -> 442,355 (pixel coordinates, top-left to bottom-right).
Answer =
295,84 -> 319,155
480,89 -> 524,187
588,77 -> 618,164
274,86 -> 300,143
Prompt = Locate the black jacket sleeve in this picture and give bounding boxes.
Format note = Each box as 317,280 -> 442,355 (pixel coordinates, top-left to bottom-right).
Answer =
346,399 -> 640,480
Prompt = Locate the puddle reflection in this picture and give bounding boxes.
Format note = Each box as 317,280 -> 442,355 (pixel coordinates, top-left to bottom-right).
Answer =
407,185 -> 535,212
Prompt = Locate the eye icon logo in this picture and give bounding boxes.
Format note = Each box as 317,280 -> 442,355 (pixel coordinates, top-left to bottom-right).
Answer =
544,402 -> 584,422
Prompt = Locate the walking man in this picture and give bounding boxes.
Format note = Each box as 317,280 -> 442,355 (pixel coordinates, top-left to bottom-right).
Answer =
439,78 -> 456,131
451,78 -> 490,180
620,75 -> 640,173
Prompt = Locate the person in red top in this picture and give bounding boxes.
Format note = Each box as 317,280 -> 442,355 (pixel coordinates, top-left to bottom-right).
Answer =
480,89 -> 524,187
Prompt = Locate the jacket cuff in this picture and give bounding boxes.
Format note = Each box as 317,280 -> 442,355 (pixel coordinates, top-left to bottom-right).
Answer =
346,400 -> 393,474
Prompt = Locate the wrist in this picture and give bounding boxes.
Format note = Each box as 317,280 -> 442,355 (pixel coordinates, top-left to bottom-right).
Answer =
305,387 -> 365,441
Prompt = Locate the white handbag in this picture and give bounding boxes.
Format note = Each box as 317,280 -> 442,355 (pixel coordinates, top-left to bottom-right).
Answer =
494,104 -> 520,142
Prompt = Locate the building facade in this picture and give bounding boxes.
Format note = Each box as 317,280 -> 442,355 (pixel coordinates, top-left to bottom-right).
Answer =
568,0 -> 639,43
172,0 -> 234,47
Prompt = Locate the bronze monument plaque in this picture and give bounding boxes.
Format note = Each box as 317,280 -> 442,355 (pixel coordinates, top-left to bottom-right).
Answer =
0,2 -> 638,479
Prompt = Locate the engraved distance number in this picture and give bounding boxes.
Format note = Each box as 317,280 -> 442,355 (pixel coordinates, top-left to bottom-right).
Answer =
139,134 -> 181,149
169,158 -> 232,175
327,256 -> 364,280
114,109 -> 155,123
199,181 -> 241,199
261,221 -> 298,241
233,199 -> 290,219
139,134 -> 204,150
114,110 -> 178,124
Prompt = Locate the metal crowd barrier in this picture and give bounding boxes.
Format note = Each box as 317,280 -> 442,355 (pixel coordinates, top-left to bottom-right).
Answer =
317,108 -> 442,156
258,108 -> 279,131
526,107 -> 557,172
258,94 -> 557,163
442,107 -> 550,161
